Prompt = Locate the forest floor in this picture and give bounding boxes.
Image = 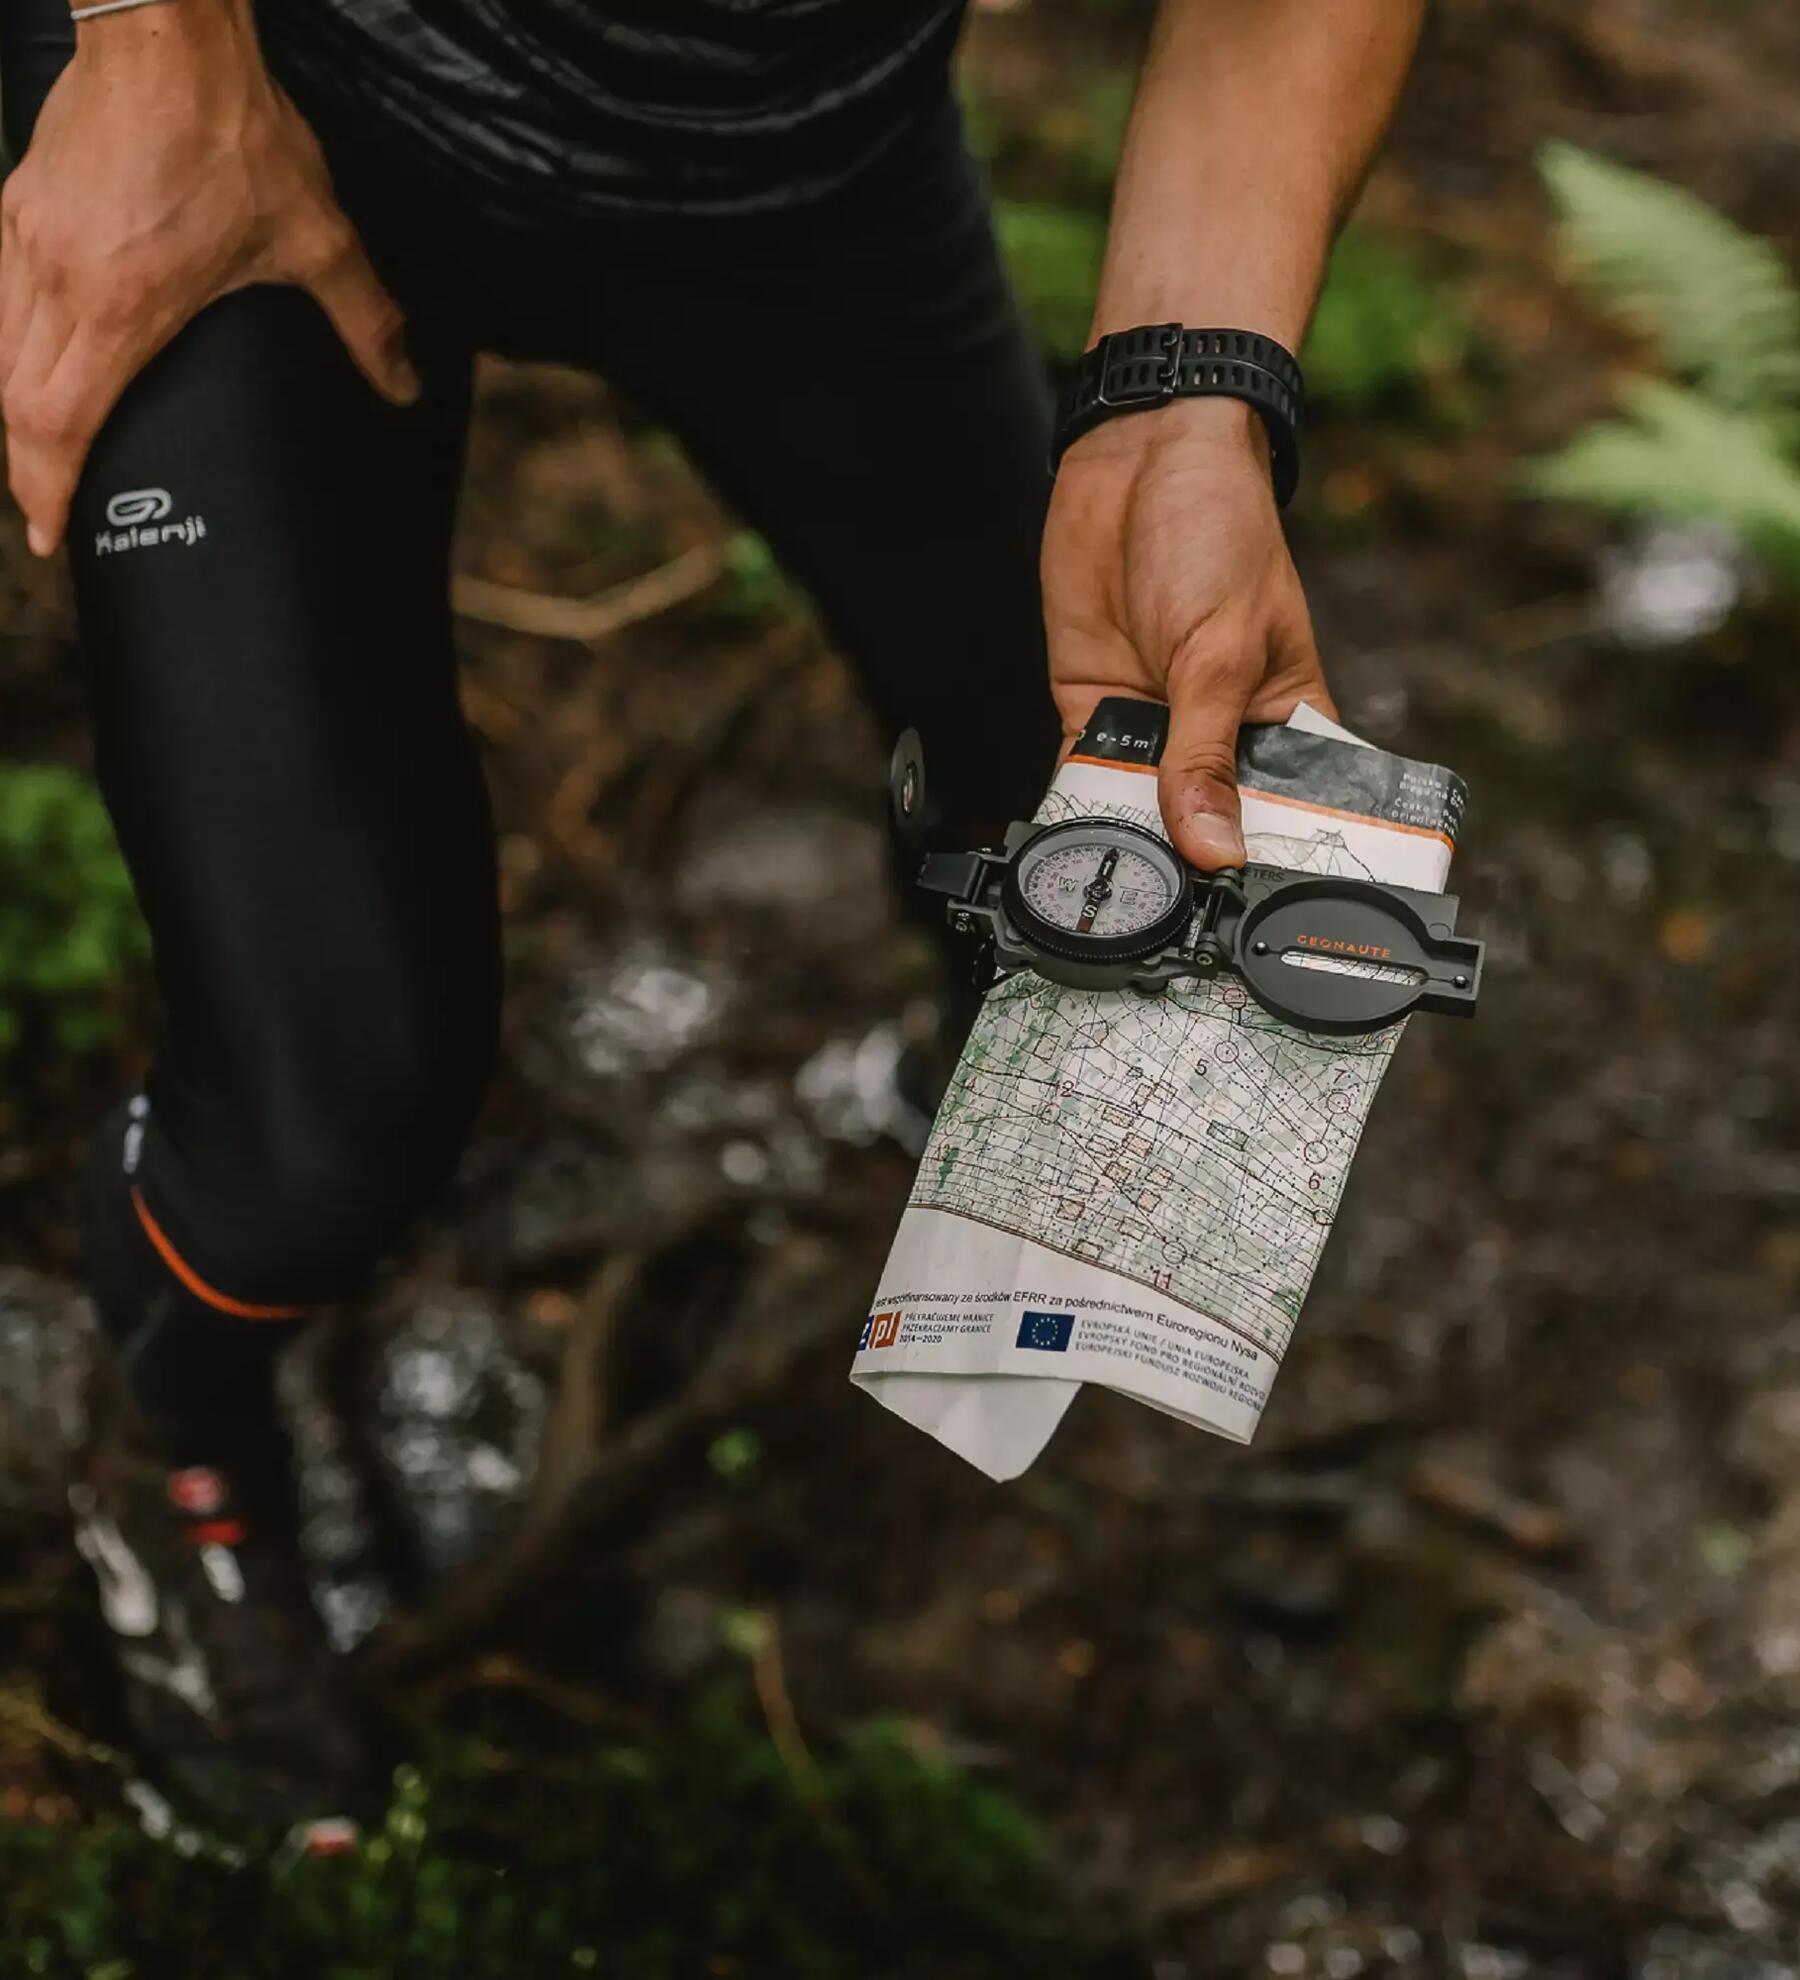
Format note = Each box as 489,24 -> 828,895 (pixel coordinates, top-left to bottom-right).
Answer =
5,1 -> 1800,1974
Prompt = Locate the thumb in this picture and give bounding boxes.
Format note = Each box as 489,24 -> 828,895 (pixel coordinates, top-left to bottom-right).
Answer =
302,225 -> 419,405
1158,647 -> 1251,871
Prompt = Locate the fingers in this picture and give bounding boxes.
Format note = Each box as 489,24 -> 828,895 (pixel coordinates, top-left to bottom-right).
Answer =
0,182 -> 72,551
1,186 -> 150,555
6,319 -> 130,554
5,301 -> 79,554
0,286 -> 46,417
300,222 -> 418,405
1158,636 -> 1253,871
0,215 -> 36,388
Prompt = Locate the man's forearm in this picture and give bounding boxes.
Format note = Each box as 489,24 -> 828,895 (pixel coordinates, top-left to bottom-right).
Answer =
1091,0 -> 1425,348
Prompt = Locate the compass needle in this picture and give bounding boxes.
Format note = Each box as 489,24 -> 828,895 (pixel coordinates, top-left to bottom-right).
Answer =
1075,846 -> 1120,934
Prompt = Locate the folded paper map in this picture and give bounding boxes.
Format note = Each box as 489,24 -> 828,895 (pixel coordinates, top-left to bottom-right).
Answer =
851,699 -> 1467,1479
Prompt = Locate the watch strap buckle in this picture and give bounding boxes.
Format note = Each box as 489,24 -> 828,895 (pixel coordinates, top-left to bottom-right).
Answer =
1093,322 -> 1181,410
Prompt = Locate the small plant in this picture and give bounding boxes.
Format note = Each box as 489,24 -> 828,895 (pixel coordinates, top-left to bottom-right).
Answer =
994,197 -> 1108,363
0,1689 -> 1134,1978
707,1426 -> 762,1483
718,528 -> 801,624
1525,141 -> 1800,579
0,762 -> 147,1070
1303,226 -> 1478,417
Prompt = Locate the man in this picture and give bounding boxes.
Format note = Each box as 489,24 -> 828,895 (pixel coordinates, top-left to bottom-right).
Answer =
0,0 -> 1423,1841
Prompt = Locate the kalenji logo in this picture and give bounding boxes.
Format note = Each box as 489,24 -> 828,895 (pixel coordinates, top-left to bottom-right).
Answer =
96,486 -> 206,556
106,487 -> 171,527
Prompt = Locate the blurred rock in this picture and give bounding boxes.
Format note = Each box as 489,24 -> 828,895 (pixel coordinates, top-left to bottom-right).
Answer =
676,799 -> 886,928
1601,521 -> 1743,648
554,936 -> 726,1082
0,1271 -> 92,1513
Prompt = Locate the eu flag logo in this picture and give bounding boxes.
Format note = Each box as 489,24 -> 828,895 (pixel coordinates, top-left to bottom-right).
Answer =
1016,1311 -> 1075,1353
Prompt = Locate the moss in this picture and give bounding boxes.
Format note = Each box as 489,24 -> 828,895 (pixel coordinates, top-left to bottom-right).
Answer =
0,1689 -> 1135,1978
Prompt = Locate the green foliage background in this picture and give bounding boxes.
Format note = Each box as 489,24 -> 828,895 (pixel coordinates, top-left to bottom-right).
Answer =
1526,141 -> 1800,577
0,1694 -> 1132,1979
984,89 -> 1478,409
6,23 -> 1800,1980
0,764 -> 145,1073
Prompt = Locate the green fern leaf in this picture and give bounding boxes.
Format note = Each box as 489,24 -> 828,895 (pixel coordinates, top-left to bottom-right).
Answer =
1539,140 -> 1800,416
1524,378 -> 1800,576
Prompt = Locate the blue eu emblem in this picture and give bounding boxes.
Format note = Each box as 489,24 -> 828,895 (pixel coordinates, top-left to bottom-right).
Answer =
1016,1311 -> 1075,1353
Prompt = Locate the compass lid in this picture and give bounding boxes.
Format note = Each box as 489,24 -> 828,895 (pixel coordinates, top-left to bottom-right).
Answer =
1236,877 -> 1481,1033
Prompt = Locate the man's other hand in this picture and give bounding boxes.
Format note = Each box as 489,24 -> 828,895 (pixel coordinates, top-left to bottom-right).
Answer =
1042,397 -> 1335,870
0,0 -> 416,556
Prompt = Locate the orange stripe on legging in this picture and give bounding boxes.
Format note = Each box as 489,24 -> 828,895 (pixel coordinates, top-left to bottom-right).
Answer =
131,1187 -> 308,1321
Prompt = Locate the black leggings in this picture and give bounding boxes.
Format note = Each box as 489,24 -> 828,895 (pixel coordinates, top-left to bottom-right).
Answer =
2,8 -> 1056,1318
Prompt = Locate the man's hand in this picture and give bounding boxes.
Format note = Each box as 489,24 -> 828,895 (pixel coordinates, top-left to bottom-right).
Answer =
0,0 -> 416,556
1043,0 -> 1423,859
1042,398 -> 1335,870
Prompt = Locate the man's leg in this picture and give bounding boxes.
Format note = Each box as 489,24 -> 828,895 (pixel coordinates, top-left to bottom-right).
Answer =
2,2 -> 501,1835
570,95 -> 1061,831
70,285 -> 497,1424
0,0 -> 499,1447
54,276 -> 493,1837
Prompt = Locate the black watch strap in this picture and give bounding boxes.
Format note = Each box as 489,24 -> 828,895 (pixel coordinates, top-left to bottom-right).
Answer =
1053,324 -> 1305,506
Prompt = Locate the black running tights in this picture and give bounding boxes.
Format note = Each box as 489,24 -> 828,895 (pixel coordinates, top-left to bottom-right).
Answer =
1,8 -> 1056,1323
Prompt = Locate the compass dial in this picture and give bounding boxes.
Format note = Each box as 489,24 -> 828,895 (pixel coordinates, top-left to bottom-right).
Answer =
1003,820 -> 1193,962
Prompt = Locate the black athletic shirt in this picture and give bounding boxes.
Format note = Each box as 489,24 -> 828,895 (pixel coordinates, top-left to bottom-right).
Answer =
258,0 -> 968,221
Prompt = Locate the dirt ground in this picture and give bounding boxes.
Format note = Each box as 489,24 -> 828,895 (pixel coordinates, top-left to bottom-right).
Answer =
5,1 -> 1800,1973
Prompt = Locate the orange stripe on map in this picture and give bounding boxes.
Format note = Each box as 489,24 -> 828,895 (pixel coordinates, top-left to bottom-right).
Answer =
1243,787 -> 1455,852
131,1187 -> 308,1321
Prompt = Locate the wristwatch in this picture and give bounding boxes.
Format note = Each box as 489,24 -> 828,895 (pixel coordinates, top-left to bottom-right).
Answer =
1053,323 -> 1304,506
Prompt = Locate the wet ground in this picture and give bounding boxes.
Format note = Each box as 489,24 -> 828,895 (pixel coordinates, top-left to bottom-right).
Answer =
6,0 -> 1800,1972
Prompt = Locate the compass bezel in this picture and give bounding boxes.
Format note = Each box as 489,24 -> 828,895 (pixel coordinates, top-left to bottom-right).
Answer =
1001,819 -> 1195,964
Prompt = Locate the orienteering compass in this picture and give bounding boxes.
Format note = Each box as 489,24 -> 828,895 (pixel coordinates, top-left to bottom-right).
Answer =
1003,818 -> 1193,963
889,730 -> 1483,1037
